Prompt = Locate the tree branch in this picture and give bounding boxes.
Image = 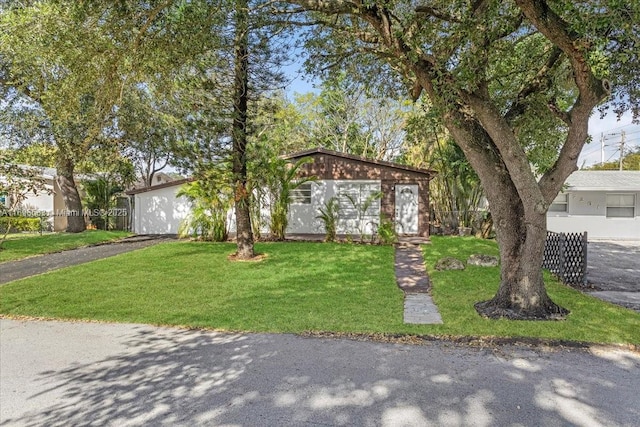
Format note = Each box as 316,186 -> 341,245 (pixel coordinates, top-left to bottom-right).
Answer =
515,0 -> 610,202
415,6 -> 461,23
504,46 -> 564,122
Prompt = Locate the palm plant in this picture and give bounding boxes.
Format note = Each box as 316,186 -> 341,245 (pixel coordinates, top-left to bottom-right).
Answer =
177,180 -> 231,242
316,197 -> 340,242
82,178 -> 123,230
266,157 -> 315,240
341,190 -> 383,241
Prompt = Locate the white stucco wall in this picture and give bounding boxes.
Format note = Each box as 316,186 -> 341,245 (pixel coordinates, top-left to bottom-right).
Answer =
20,187 -> 54,213
547,191 -> 640,240
287,180 -> 381,235
133,185 -> 191,235
132,179 -> 387,236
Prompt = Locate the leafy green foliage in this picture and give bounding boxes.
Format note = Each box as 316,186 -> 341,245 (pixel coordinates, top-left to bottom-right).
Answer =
0,217 -> 41,233
5,143 -> 57,168
402,102 -> 484,231
341,189 -> 383,241
376,215 -> 398,245
0,151 -> 51,248
316,197 -> 340,242
81,178 -> 124,231
177,180 -> 231,242
264,157 -> 315,240
585,146 -> 640,170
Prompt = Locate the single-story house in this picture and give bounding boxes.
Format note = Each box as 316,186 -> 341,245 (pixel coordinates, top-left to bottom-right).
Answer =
1,166 -> 68,231
283,148 -> 435,237
128,148 -> 436,238
547,170 -> 640,240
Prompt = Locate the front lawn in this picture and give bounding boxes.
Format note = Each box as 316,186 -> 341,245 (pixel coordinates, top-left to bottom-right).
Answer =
0,230 -> 132,262
423,236 -> 640,345
0,238 -> 638,345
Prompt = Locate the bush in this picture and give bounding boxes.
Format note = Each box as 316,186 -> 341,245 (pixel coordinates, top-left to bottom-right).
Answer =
316,197 -> 340,242
376,215 -> 398,245
0,217 -> 42,233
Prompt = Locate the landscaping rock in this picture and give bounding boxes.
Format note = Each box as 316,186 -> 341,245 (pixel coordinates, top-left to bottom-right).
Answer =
467,254 -> 499,267
434,257 -> 465,271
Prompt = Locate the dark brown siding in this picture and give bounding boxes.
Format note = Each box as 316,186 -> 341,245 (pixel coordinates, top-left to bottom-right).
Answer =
293,152 -> 432,238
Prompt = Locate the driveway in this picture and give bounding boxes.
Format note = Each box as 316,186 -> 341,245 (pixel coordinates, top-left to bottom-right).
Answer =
0,235 -> 173,285
586,240 -> 640,311
1,319 -> 639,426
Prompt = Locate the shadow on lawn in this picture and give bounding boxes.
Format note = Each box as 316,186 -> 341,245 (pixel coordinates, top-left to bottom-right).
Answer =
3,322 -> 639,426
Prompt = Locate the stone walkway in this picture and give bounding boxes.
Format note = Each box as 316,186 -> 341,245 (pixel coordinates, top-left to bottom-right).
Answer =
0,235 -> 171,285
395,244 -> 443,324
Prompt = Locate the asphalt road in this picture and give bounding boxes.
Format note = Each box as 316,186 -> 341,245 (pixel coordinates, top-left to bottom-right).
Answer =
1,319 -> 638,426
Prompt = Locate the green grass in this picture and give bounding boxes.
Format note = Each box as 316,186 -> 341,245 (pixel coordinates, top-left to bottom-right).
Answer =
0,238 -> 638,345
421,236 -> 640,345
0,230 -> 132,262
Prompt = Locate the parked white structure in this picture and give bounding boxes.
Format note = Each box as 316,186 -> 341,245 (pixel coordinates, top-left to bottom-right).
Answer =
128,179 -> 193,235
547,171 -> 640,240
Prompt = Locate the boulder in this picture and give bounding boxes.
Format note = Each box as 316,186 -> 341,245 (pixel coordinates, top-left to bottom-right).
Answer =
467,254 -> 499,267
434,257 -> 465,271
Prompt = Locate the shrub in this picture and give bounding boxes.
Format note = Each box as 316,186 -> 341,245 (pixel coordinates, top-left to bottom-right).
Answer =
376,215 -> 398,245
316,197 -> 340,242
0,217 -> 41,233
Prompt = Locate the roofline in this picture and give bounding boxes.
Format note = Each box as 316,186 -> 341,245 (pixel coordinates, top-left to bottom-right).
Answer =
282,147 -> 437,177
125,178 -> 193,195
565,187 -> 640,192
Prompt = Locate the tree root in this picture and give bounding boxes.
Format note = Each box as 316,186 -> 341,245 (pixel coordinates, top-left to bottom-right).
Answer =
227,252 -> 267,262
475,299 -> 569,321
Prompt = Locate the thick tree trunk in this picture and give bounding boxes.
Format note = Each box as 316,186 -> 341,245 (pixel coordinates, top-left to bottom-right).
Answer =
429,91 -> 568,320
56,155 -> 85,233
475,199 -> 568,320
231,0 -> 254,260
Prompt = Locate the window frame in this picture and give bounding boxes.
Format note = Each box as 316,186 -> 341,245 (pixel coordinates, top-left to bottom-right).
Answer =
549,192 -> 568,213
606,193 -> 635,218
289,182 -> 312,205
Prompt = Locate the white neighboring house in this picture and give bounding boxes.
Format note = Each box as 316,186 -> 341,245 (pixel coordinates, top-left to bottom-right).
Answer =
547,170 -> 640,240
1,166 -> 61,231
127,179 -> 193,235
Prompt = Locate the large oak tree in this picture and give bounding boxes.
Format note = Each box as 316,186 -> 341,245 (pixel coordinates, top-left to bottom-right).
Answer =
284,0 -> 639,319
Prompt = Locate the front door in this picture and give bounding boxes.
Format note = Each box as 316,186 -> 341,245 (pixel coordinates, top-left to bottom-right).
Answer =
395,184 -> 419,234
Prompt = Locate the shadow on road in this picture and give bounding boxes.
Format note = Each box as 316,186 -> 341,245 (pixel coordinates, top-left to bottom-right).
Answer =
1,321 -> 638,426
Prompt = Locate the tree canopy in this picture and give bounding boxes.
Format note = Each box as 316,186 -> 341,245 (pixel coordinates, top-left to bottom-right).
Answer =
282,0 -> 639,319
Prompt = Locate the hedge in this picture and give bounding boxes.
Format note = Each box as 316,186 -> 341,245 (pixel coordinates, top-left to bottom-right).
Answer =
0,217 -> 42,233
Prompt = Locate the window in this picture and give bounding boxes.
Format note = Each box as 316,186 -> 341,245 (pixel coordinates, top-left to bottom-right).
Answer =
606,194 -> 635,218
290,182 -> 312,204
549,193 -> 568,212
336,183 -> 380,220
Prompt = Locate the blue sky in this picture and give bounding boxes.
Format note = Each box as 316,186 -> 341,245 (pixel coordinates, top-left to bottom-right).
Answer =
581,111 -> 640,167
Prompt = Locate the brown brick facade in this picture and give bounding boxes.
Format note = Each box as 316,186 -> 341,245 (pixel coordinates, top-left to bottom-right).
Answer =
285,148 -> 435,238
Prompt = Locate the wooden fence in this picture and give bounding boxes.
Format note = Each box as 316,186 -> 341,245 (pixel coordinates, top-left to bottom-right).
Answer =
543,231 -> 588,285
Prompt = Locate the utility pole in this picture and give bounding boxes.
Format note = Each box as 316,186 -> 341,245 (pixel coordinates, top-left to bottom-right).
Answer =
619,131 -> 626,171
600,132 -> 605,165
